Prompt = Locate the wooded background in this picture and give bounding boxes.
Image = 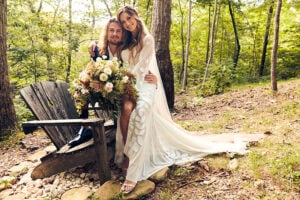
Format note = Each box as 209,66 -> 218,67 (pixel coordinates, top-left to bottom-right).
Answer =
1,0 -> 299,133
7,0 -> 299,92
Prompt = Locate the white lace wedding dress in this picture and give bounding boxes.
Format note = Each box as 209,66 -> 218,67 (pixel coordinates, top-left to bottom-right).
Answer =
114,34 -> 264,183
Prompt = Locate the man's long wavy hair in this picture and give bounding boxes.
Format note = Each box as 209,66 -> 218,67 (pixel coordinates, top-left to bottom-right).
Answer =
117,6 -> 149,62
99,17 -> 122,59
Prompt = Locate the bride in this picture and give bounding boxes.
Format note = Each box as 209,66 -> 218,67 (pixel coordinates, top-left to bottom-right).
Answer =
115,5 -> 264,194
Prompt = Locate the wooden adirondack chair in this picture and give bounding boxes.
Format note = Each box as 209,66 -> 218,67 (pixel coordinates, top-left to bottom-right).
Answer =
20,81 -> 114,184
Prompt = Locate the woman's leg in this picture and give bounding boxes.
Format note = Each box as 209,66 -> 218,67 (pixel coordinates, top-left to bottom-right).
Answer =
120,95 -> 135,173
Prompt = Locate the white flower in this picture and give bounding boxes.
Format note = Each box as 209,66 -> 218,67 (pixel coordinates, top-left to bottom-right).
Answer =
81,88 -> 89,94
102,55 -> 107,60
103,67 -> 112,75
99,73 -> 108,81
122,76 -> 129,83
96,57 -> 102,62
104,82 -> 113,93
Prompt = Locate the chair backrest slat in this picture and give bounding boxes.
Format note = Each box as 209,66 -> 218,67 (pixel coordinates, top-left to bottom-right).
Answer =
20,81 -> 80,149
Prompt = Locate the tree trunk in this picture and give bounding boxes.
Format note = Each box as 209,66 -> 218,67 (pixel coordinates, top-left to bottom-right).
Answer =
151,0 -> 174,109
66,0 -> 72,83
144,0 -> 152,26
228,0 -> 240,68
259,5 -> 273,77
90,0 -> 96,40
178,0 -> 185,82
205,4 -> 211,65
102,0 -> 112,17
202,0 -> 218,89
0,0 -> 17,137
182,0 -> 191,90
271,0 -> 282,91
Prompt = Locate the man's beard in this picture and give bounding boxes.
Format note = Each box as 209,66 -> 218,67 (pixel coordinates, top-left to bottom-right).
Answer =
109,40 -> 123,46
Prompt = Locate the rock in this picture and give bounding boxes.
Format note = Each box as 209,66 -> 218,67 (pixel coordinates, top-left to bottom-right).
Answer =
0,176 -> 17,192
228,158 -> 239,170
61,186 -> 92,200
254,180 -> 265,189
0,191 -> 26,200
93,180 -> 155,200
44,145 -> 56,153
18,168 -> 34,184
27,150 -> 47,162
123,180 -> 155,200
149,167 -> 169,183
8,161 -> 33,177
93,180 -> 121,200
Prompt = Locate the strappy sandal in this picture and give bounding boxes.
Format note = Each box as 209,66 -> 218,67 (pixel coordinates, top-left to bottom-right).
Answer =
120,181 -> 136,194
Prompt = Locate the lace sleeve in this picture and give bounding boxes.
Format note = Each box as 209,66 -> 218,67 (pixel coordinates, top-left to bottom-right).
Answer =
131,34 -> 156,80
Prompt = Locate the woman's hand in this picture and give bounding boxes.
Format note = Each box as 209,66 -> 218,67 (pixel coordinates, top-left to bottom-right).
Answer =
144,70 -> 157,85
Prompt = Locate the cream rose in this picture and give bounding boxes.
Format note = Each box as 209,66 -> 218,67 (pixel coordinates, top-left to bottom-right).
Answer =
104,82 -> 113,93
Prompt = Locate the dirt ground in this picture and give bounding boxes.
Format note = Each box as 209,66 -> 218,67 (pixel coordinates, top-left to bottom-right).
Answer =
1,79 -> 299,199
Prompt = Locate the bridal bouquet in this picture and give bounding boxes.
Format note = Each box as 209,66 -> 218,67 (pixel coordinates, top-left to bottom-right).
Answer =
71,57 -> 138,119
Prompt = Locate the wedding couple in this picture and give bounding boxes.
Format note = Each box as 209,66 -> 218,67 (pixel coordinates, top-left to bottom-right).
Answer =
88,5 -> 264,194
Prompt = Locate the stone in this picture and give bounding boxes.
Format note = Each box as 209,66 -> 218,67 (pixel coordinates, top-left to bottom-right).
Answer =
27,150 -> 47,162
0,191 -> 26,200
123,180 -> 155,200
93,180 -> 155,200
0,176 -> 17,192
93,180 -> 121,200
0,176 -> 17,185
44,145 -> 56,153
149,167 -> 169,183
228,158 -> 239,170
8,161 -> 33,177
61,186 -> 92,200
18,168 -> 34,185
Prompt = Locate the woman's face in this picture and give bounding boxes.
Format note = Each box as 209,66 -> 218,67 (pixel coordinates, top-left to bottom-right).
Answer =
119,12 -> 138,35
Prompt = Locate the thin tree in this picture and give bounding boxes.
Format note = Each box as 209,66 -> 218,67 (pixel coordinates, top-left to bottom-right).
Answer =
178,0 -> 185,82
259,4 -> 273,77
151,0 -> 174,109
102,0 -> 112,17
0,0 -> 17,137
205,3 -> 211,64
201,0 -> 218,89
271,0 -> 282,91
66,0 -> 72,83
228,0 -> 240,68
144,0 -> 152,26
90,0 -> 96,40
182,0 -> 191,90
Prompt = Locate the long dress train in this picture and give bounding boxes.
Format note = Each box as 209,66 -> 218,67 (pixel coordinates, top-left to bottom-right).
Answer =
114,34 -> 264,183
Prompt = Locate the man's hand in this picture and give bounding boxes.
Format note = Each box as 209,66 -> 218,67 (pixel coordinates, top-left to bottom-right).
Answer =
88,40 -> 99,57
144,70 -> 157,86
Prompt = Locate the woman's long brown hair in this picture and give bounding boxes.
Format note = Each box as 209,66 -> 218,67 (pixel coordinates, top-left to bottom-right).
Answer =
117,6 -> 149,61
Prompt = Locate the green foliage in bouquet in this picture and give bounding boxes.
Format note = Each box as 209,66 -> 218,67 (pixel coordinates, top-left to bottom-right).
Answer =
70,57 -> 138,120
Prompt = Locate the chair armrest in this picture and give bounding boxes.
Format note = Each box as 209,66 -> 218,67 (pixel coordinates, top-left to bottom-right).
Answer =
22,118 -> 104,134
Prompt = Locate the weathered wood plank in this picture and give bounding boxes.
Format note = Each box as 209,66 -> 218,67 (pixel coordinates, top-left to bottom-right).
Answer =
20,81 -> 80,148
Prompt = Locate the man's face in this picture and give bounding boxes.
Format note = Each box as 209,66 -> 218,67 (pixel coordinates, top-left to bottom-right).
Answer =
107,22 -> 123,45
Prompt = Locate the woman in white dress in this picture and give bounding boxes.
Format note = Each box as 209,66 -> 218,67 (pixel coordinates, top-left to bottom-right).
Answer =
116,5 -> 264,194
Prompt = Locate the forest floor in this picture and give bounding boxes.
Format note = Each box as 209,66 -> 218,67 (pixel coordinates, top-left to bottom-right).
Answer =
1,79 -> 299,200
